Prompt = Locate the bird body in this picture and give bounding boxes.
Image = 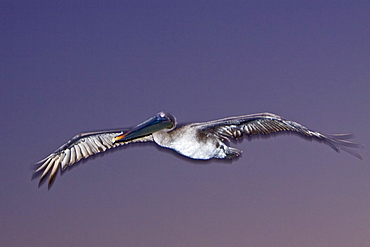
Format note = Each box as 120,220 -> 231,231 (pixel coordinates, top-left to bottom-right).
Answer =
35,112 -> 362,186
153,126 -> 232,159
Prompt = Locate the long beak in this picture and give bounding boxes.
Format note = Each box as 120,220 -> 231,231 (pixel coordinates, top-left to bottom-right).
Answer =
113,112 -> 174,143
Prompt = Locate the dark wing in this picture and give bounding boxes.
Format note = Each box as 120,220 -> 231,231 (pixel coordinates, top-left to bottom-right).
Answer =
35,129 -> 154,186
195,112 -> 362,159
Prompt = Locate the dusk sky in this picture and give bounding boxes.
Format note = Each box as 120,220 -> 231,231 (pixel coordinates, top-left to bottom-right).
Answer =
1,1 -> 370,246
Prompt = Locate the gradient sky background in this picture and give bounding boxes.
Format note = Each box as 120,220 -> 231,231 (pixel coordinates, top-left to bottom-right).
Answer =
1,1 -> 370,246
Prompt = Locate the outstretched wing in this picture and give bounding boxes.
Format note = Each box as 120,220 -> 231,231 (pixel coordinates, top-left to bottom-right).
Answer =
35,129 -> 154,186
196,112 -> 362,159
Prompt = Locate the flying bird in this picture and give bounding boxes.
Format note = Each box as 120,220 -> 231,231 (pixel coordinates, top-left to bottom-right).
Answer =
35,112 -> 362,186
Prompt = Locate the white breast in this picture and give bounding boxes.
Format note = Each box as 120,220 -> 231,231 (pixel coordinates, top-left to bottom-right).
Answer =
152,127 -> 226,160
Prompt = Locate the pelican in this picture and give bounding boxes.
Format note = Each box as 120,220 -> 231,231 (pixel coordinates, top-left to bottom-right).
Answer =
35,112 -> 362,186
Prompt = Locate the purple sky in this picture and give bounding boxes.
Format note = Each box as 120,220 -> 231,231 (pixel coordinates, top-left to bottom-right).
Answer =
1,1 -> 370,246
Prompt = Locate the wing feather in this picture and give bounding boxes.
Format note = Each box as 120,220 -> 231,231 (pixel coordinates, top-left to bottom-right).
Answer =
197,113 -> 362,159
79,142 -> 89,157
61,149 -> 71,169
35,129 -> 154,186
69,145 -> 77,165
74,144 -> 83,162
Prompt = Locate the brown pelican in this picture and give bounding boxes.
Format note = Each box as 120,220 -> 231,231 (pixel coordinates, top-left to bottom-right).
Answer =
35,112 -> 362,186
